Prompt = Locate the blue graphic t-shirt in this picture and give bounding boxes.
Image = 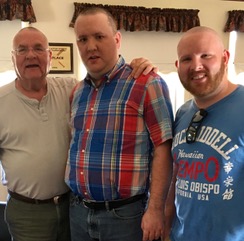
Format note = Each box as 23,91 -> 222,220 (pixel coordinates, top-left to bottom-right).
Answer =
171,85 -> 244,241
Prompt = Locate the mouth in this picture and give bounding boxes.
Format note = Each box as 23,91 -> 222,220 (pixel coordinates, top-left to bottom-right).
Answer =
191,73 -> 207,81
25,64 -> 40,69
88,55 -> 99,61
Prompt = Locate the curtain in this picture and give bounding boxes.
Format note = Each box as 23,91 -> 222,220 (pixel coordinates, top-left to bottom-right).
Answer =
224,10 -> 244,32
0,0 -> 36,22
70,2 -> 200,32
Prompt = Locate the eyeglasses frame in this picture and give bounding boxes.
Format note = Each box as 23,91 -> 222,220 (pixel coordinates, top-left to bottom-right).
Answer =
186,109 -> 208,144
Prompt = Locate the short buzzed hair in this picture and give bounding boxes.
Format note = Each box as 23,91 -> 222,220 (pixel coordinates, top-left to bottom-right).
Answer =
177,26 -> 224,52
76,7 -> 117,34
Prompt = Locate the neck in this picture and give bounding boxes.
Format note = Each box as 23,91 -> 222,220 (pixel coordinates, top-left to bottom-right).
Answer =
15,78 -> 48,101
194,81 -> 237,109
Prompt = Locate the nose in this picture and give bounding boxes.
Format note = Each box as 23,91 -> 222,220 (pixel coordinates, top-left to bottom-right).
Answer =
190,57 -> 203,71
25,48 -> 37,58
87,39 -> 97,52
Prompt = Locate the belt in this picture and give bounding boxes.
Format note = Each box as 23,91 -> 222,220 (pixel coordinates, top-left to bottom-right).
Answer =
8,190 -> 70,205
81,193 -> 146,210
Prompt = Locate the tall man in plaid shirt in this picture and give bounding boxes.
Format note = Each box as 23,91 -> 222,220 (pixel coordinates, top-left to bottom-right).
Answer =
65,7 -> 173,241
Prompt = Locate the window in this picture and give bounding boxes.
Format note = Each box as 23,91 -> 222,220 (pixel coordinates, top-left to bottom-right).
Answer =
159,71 -> 185,116
0,71 -> 16,87
228,31 -> 244,85
0,21 -> 29,87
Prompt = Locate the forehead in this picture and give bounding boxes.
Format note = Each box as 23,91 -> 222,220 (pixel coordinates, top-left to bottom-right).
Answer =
178,32 -> 222,56
13,30 -> 48,47
75,13 -> 112,34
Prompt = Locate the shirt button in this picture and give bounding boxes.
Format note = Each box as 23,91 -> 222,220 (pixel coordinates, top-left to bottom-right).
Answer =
80,172 -> 84,175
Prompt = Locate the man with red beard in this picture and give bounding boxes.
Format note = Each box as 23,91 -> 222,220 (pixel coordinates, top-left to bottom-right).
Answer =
165,26 -> 244,241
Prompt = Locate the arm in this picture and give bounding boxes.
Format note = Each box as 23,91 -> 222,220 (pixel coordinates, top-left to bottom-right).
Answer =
141,139 -> 173,241
163,163 -> 177,240
130,58 -> 158,78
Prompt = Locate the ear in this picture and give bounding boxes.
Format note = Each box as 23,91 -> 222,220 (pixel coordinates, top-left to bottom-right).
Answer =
175,60 -> 179,68
48,49 -> 52,60
115,31 -> 122,49
11,52 -> 16,67
223,49 -> 230,65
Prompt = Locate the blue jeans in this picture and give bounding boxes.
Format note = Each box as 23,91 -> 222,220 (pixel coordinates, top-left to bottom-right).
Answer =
6,196 -> 71,241
70,194 -> 147,241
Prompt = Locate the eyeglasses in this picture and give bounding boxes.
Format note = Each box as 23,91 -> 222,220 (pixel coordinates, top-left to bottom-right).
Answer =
13,46 -> 49,56
186,109 -> 208,144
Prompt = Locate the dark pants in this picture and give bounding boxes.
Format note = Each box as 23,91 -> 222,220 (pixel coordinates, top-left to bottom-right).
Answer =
5,195 -> 71,241
70,194 -> 147,241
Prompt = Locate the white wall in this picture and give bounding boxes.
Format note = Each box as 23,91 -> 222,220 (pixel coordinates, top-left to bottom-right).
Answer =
1,0 -> 244,78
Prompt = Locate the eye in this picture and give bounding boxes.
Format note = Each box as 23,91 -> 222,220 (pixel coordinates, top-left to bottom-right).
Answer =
180,57 -> 191,63
34,46 -> 46,54
77,37 -> 87,43
95,35 -> 105,40
16,47 -> 28,55
201,54 -> 212,59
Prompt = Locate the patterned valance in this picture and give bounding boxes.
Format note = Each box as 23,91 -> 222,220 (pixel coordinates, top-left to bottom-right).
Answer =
224,10 -> 244,32
0,0 -> 36,22
69,2 -> 200,32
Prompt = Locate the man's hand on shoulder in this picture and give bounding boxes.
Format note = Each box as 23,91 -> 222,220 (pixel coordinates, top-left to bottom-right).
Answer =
130,58 -> 158,78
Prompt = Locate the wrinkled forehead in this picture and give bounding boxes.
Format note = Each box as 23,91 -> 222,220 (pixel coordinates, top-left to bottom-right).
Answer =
13,29 -> 48,48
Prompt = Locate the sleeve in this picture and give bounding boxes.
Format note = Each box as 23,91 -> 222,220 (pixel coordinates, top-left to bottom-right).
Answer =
143,72 -> 173,147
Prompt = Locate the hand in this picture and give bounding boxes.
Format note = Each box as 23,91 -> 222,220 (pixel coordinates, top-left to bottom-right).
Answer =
130,58 -> 158,78
141,206 -> 164,241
